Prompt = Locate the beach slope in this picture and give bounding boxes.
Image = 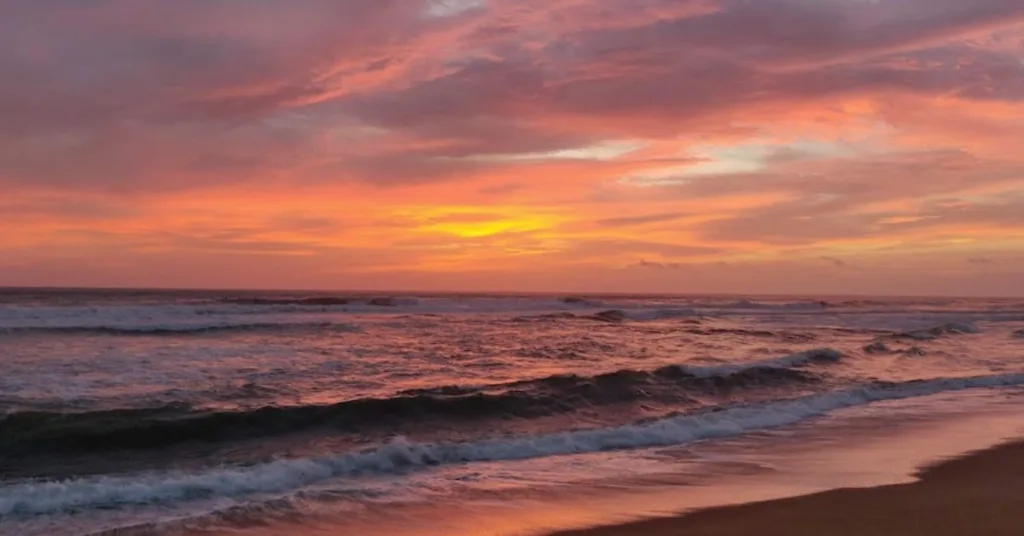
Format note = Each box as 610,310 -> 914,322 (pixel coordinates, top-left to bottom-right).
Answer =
552,441 -> 1024,536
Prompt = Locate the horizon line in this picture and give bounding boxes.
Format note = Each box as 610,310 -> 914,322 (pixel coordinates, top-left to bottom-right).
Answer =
1,285 -> 1020,301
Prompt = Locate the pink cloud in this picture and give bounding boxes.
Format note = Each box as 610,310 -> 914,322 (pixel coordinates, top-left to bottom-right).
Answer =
2,0 -> 1023,294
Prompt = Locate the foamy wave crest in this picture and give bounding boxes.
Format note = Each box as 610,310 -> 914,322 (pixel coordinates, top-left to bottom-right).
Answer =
4,372 -> 1022,518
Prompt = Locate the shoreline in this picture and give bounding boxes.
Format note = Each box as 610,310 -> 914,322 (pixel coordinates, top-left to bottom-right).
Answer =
550,439 -> 1024,536
191,399 -> 1024,536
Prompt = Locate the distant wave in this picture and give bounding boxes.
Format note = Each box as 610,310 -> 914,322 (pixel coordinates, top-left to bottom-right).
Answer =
4,371 -> 1023,518
533,308 -> 701,323
0,321 -> 361,336
683,327 -> 819,342
0,350 -> 841,457
220,296 -> 420,307
0,297 -> 603,333
4,297 -> 1022,335
889,321 -> 981,341
628,308 -> 702,321
511,308 -> 701,324
673,348 -> 842,377
718,300 -> 830,310
221,296 -> 354,306
518,311 -> 827,340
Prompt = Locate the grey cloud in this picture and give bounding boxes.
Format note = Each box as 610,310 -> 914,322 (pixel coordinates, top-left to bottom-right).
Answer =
596,212 -> 690,227
632,259 -> 689,269
569,239 -> 723,259
820,256 -> 847,268
1,0 -> 1023,194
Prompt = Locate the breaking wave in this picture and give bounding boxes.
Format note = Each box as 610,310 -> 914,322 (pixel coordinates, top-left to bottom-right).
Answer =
0,350 -> 841,457
4,372 -> 1022,518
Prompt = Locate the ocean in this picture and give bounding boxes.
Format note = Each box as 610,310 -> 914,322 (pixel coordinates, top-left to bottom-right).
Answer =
1,288 -> 1023,535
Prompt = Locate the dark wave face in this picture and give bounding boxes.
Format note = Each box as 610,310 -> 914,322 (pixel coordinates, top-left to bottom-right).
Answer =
3,372 -> 1022,525
0,350 -> 839,459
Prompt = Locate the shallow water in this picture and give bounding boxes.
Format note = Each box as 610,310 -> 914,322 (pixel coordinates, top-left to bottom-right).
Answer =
1,289 -> 1022,535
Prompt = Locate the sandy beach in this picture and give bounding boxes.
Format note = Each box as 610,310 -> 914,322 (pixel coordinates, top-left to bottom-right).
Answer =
552,440 -> 1024,536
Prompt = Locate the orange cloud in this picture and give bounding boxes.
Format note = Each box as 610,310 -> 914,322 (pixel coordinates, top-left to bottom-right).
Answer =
1,0 -> 1023,295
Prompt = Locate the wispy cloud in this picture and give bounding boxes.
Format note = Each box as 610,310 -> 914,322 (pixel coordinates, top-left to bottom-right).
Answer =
1,0 -> 1023,295
633,259 -> 689,270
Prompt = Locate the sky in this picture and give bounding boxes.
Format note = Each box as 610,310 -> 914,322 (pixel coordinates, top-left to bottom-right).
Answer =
2,0 -> 1023,296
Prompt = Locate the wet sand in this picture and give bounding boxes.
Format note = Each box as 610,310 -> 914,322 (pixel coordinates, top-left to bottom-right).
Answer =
551,440 -> 1024,536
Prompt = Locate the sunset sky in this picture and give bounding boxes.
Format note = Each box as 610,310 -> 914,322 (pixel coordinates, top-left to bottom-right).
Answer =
2,0 -> 1023,296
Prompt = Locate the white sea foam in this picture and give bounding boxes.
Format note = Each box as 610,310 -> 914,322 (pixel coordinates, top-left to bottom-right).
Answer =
3,372 -> 1023,518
